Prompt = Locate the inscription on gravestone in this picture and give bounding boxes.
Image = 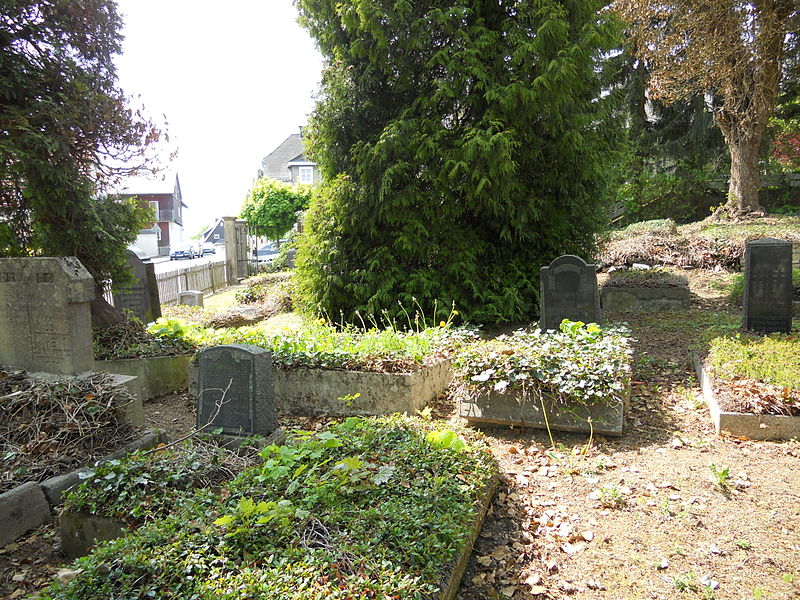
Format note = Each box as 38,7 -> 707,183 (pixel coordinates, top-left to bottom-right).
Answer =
113,248 -> 161,323
196,345 -> 276,436
0,257 -> 95,374
539,255 -> 601,331
743,238 -> 793,333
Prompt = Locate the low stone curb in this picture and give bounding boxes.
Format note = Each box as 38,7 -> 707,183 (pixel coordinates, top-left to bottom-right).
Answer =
0,430 -> 166,547
460,389 -> 627,436
437,474 -> 499,600
600,286 -> 690,312
691,354 -> 800,441
0,482 -> 52,547
95,354 -> 194,403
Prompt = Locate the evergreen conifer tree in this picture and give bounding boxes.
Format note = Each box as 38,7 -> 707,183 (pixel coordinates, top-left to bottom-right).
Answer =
295,0 -> 622,324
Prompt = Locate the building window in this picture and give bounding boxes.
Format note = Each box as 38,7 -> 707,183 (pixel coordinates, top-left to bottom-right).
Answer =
214,233 -> 220,240
149,201 -> 159,221
299,166 -> 313,185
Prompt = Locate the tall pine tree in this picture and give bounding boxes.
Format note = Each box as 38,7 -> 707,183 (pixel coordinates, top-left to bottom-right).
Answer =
295,0 -> 622,324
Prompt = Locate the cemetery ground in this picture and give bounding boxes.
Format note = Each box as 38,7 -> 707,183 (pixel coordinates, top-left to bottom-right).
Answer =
1,264 -> 799,599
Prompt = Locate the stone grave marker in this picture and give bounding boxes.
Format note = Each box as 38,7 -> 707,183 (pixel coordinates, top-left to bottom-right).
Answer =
539,255 -> 600,331
112,247 -> 161,323
0,257 -> 94,374
196,345 -> 276,436
178,290 -> 204,307
743,238 -> 793,333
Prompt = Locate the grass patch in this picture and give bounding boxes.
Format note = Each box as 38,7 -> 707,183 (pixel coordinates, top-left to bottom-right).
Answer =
707,332 -> 800,390
609,219 -> 678,240
723,269 -> 800,303
42,416 -> 498,600
688,215 -> 800,242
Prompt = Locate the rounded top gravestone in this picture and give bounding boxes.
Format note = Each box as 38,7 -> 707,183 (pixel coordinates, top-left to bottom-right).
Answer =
539,255 -> 601,331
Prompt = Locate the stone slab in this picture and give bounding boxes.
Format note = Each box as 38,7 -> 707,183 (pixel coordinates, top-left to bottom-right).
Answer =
0,257 -> 94,374
600,286 -> 690,312
692,354 -> 800,441
0,482 -> 51,546
460,389 -> 626,436
60,511 -> 127,559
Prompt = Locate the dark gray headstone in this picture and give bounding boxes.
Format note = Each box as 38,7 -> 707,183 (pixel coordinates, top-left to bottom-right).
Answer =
743,238 -> 793,333
539,255 -> 601,331
196,345 -> 276,436
113,248 -> 161,323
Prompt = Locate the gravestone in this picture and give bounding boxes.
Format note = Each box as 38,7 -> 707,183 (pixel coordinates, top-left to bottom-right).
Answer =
743,238 -> 793,333
196,345 -> 276,436
112,248 -> 161,323
0,257 -> 94,374
539,255 -> 600,331
178,290 -> 204,307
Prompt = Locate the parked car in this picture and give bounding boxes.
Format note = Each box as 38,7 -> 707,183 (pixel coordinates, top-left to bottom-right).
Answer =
201,242 -> 216,255
255,241 -> 280,263
170,242 -> 200,260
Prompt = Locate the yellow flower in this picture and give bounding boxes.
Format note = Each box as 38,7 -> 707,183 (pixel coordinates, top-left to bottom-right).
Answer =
453,310 -> 459,316
440,321 -> 447,327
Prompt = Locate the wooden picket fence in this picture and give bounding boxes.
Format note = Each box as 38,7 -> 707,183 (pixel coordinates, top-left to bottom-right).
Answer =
156,260 -> 229,304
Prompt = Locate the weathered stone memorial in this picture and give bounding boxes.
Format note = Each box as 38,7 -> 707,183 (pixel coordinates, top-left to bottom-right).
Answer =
743,238 -> 793,334
178,290 -> 204,307
539,255 -> 601,331
196,345 -> 276,436
0,257 -> 95,374
112,247 -> 161,323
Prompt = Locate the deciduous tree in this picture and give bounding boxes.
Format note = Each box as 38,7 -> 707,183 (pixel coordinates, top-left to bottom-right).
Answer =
240,178 -> 312,243
614,0 -> 799,215
0,0 -> 163,302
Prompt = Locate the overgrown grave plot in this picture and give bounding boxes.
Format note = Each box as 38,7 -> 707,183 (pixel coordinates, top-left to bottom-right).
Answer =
41,416 -> 499,600
456,321 -> 632,436
599,268 -> 691,312
693,329 -> 800,440
153,314 -> 475,416
58,438 -> 264,558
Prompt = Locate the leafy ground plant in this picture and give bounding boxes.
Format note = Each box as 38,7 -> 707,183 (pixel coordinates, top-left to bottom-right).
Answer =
148,316 -> 477,373
455,320 -> 632,406
62,440 -> 259,526
41,416 -> 498,600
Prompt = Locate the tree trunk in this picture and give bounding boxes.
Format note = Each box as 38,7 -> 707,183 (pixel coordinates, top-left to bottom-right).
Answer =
726,134 -> 763,215
90,295 -> 126,329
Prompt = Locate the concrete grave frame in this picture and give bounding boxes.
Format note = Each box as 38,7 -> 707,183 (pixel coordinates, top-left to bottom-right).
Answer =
95,354 -> 194,403
460,386 -> 628,436
0,430 -> 166,547
600,286 -> 690,312
189,358 -> 453,417
691,354 -> 800,441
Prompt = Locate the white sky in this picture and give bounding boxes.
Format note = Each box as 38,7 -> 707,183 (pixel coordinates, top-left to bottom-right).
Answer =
114,0 -> 323,238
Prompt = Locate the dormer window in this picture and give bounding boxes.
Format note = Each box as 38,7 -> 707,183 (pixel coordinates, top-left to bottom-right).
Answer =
299,166 -> 313,185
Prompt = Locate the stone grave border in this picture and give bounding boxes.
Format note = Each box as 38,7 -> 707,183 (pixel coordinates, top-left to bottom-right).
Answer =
189,358 -> 453,417
59,428 -> 286,559
0,430 -> 166,547
95,354 -> 194,403
600,285 -> 690,312
460,386 -> 628,436
691,353 -> 800,441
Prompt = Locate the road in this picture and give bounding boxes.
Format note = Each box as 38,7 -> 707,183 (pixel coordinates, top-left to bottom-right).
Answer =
153,248 -> 227,274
